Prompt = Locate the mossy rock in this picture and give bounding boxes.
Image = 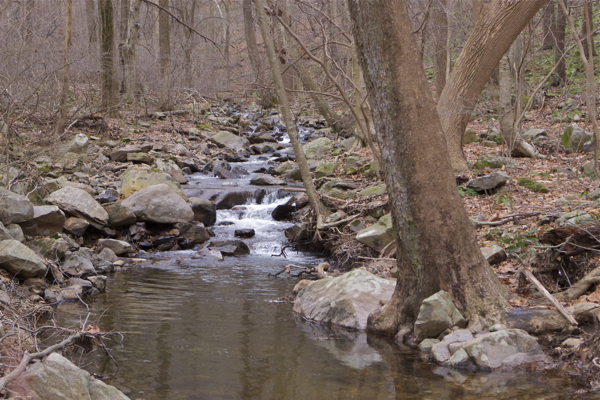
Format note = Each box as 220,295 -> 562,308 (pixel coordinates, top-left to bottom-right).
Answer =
463,129 -> 479,144
315,161 -> 338,179
359,185 -> 387,197
561,125 -> 592,152
517,177 -> 548,193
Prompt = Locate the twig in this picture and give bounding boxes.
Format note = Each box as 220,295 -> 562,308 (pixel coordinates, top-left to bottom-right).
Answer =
472,212 -> 540,227
519,267 -> 578,325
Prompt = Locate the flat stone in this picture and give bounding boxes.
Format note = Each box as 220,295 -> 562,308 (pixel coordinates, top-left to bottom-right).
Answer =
120,165 -> 186,200
103,202 -> 137,228
45,186 -> 108,228
414,291 -> 466,341
480,245 -> 507,265
356,214 -> 394,252
250,174 -> 286,186
467,172 -> 510,192
18,206 -> 66,237
62,251 -> 96,278
121,184 -> 194,224
0,240 -> 47,279
63,217 -> 90,237
0,187 -> 34,224
98,239 -> 132,256
127,152 -> 154,164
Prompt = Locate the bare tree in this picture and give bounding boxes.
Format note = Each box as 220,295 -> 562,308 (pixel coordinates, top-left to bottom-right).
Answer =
99,0 -> 119,113
120,0 -> 141,102
554,0 -> 567,86
56,0 -> 73,136
86,0 -> 99,46
158,0 -> 172,110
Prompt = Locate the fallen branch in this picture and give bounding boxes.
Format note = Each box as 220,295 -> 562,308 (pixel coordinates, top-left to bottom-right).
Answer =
519,267 -> 578,325
472,212 -> 540,227
553,265 -> 600,301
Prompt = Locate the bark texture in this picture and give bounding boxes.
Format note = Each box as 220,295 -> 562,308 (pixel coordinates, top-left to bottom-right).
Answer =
348,0 -> 511,335
554,0 -> 567,86
56,0 -> 73,136
158,0 -> 172,110
432,0 -> 448,97
99,0 -> 118,113
437,0 -> 547,171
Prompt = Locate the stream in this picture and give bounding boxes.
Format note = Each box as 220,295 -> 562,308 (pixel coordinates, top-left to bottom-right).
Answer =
55,126 -> 587,399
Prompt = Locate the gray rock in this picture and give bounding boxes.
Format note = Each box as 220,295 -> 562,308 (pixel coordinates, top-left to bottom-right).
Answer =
459,329 -> 546,370
431,329 -> 475,363
103,202 -> 137,228
356,214 -> 395,252
155,159 -> 188,184
30,238 -> 69,262
522,128 -> 546,141
127,152 -> 153,164
414,291 -> 466,341
18,206 -> 66,237
120,165 -> 186,200
303,137 -> 333,159
7,353 -> 130,400
562,125 -> 592,152
463,129 -> 479,144
63,217 -> 90,237
587,188 -> 600,201
315,161 -> 338,178
6,224 -> 23,242
60,133 -> 89,154
62,251 -> 96,278
210,131 -> 250,151
344,156 -> 369,175
189,198 -> 217,227
480,245 -> 507,265
208,239 -> 250,256
121,184 -> 194,224
0,187 -> 34,224
273,161 -> 296,176
97,247 -> 118,263
473,155 -> 517,170
109,144 -> 144,162
46,187 -> 108,228
0,222 -> 14,241
249,132 -> 278,144
88,275 -> 107,292
0,239 -> 47,279
180,223 -> 210,244
98,239 -> 132,256
293,268 -> 396,330
467,172 -> 510,192
418,338 -> 440,354
250,174 -> 286,186
44,177 -> 97,197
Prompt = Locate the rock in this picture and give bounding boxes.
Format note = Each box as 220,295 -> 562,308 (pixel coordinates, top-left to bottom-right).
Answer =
189,198 -> 217,227
120,165 -> 186,200
63,217 -> 90,237
272,203 -> 295,221
88,275 -> 107,292
319,180 -> 356,200
587,188 -> 600,200
356,214 -> 395,252
419,338 -> 440,354
522,128 -> 546,141
95,189 -> 119,204
210,131 -> 250,151
273,161 -> 296,176
292,279 -> 312,296
0,187 -> 34,224
208,239 -> 250,256
18,206 -> 66,237
293,268 -> 396,330
109,144 -> 144,162
235,229 -> 255,238
6,224 -> 24,242
0,240 -> 47,279
344,156 -> 369,175
7,352 -> 130,400
250,174 -> 286,186
0,222 -> 14,241
127,152 -> 153,164
98,239 -> 132,256
30,238 -> 69,262
556,210 -> 593,227
46,187 -> 108,228
561,125 -> 592,152
467,171 -> 510,192
303,137 -> 333,159
62,251 -> 96,278
315,161 -> 338,178
44,177 -> 97,197
249,132 -> 278,144
155,159 -> 188,184
473,155 -> 517,170
414,291 -> 466,340
431,329 -> 475,363
359,185 -> 387,197
180,223 -> 210,244
517,177 -> 548,193
480,245 -> 507,265
97,247 -> 118,263
121,184 -> 194,224
561,337 -> 582,350
463,129 -> 479,144
482,140 -> 498,147
455,329 -> 546,370
60,133 -> 89,154
103,202 -> 137,228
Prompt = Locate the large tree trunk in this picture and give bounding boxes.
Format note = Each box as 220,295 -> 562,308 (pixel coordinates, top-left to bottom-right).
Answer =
158,0 -> 172,110
120,0 -> 141,102
437,0 -> 547,172
432,0 -> 448,97
349,0 -> 512,336
243,0 -> 268,107
554,0 -> 567,86
99,0 -> 118,113
255,0 -> 329,227
581,0 -> 597,58
55,0 -> 73,136
86,0 -> 99,46
181,1 -> 197,87
541,0 -> 555,50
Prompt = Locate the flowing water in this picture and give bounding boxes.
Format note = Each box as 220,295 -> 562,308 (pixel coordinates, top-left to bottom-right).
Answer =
55,137 -> 588,399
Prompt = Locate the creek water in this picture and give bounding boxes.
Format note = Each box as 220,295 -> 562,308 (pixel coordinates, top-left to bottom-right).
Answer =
55,135 -> 586,399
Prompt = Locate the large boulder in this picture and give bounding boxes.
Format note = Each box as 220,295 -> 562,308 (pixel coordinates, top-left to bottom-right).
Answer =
250,174 -> 286,186
467,171 -> 510,192
109,144 -> 145,162
561,125 -> 592,152
45,187 -> 108,228
30,238 -> 69,262
189,198 -> 217,226
208,239 -> 250,256
103,202 -> 137,228
120,165 -> 186,200
60,133 -> 89,155
355,214 -> 395,252
293,268 -> 396,330
446,329 -> 546,370
303,137 -> 333,159
18,206 -> 66,237
155,159 -> 188,184
44,177 -> 96,197
0,222 -> 15,241
121,184 -> 194,224
98,239 -> 133,256
414,291 -> 466,340
62,251 -> 96,278
0,187 -> 34,224
210,131 -> 250,151
0,239 -> 47,279
7,352 -> 130,400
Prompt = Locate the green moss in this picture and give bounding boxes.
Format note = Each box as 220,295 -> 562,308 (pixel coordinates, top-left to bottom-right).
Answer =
517,177 -> 548,193
474,155 -> 503,169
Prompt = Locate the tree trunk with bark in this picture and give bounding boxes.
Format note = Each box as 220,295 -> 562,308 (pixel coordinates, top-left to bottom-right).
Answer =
255,0 -> 329,227
158,0 -> 172,110
554,0 -> 567,86
432,0 -> 448,97
243,0 -> 269,107
120,0 -> 141,102
348,0 -> 512,335
541,0 -> 555,50
99,0 -> 118,113
581,0 -> 597,58
86,0 -> 99,46
55,0 -> 73,136
437,0 -> 547,172
181,1 -> 197,87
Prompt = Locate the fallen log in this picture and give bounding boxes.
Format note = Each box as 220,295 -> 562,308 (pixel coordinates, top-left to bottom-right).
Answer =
539,223 -> 600,256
